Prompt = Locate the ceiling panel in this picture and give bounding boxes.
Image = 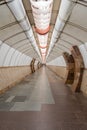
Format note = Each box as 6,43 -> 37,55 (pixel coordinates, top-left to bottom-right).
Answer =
57,39 -> 72,49
60,33 -> 82,46
0,24 -> 23,41
14,44 -> 31,51
12,39 -> 30,48
0,4 -> 16,28
63,24 -> 87,43
69,4 -> 87,29
5,33 -> 27,45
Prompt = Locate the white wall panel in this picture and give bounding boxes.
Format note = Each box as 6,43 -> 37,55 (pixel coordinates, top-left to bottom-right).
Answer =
47,56 -> 66,66
13,52 -> 31,66
26,57 -> 32,65
85,42 -> 87,50
17,54 -> 25,65
24,56 -> 30,65
14,53 -> 22,66
0,44 -> 10,66
79,44 -> 87,68
35,60 -> 38,65
23,56 -> 30,65
22,55 -> 27,65
0,40 -> 2,46
20,55 -> 26,65
23,57 -> 28,65
0,42 -> 33,66
10,50 -> 19,66
3,48 -> 15,66
27,57 -> 32,65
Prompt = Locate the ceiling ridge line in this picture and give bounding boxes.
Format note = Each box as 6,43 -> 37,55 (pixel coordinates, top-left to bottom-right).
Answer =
3,31 -> 25,42
63,32 -> 84,44
59,38 -> 74,45
0,21 -> 17,31
67,21 -> 87,32
14,43 -> 30,50
10,38 -> 28,47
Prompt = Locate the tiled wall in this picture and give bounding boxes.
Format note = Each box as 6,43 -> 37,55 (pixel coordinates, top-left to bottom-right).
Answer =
81,69 -> 87,94
79,44 -> 87,94
34,65 -> 38,71
0,66 -> 31,93
47,65 -> 67,79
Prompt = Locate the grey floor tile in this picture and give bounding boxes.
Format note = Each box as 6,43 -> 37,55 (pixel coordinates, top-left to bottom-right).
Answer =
0,102 -> 14,111
5,96 -> 15,103
10,102 -> 41,111
11,96 -> 27,102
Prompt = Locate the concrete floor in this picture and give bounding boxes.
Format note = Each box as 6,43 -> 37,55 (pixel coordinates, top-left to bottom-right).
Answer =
0,66 -> 87,130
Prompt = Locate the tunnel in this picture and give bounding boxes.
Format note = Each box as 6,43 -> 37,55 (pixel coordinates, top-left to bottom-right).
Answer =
0,0 -> 87,129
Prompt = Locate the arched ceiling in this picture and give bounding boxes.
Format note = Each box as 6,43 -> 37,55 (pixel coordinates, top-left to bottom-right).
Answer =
0,0 -> 87,66
0,0 -> 41,66
46,0 -> 87,62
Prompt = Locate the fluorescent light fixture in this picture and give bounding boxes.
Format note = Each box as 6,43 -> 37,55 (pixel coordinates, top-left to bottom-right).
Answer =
30,0 -> 53,61
38,33 -> 48,48
30,0 -> 53,30
41,48 -> 46,53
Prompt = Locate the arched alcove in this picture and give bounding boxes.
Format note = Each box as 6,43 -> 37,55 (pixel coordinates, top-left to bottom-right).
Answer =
71,46 -> 84,92
63,52 -> 74,85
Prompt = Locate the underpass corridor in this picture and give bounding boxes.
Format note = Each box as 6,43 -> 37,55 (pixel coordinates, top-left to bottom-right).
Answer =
0,67 -> 87,130
0,0 -> 87,129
